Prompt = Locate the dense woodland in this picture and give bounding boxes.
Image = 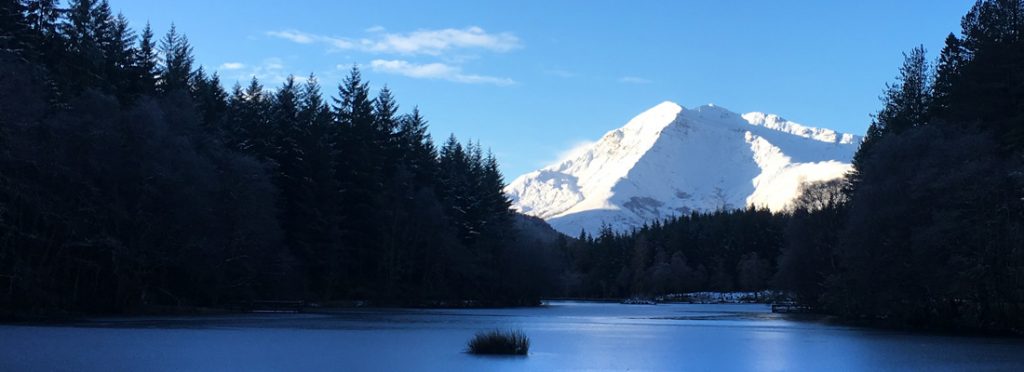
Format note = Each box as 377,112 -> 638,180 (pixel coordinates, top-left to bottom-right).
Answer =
560,0 -> 1024,334
1,0 -> 1023,335
0,0 -> 562,315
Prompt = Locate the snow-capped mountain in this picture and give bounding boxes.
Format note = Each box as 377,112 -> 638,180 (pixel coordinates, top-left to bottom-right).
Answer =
505,101 -> 861,235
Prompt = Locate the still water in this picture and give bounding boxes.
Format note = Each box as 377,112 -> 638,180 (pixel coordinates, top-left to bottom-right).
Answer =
2,301 -> 1022,371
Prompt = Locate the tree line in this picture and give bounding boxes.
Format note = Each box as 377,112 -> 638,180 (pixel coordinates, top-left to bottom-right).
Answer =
553,209 -> 784,299
0,0 -> 559,316
558,0 -> 1024,334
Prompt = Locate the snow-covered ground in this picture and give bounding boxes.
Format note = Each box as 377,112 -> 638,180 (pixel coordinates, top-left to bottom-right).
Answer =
506,101 -> 861,235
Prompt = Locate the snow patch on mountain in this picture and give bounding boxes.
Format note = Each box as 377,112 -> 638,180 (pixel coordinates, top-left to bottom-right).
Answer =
505,101 -> 861,235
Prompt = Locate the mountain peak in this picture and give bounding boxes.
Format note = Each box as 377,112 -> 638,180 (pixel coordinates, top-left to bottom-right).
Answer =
694,103 -> 729,112
621,101 -> 683,134
506,101 -> 862,235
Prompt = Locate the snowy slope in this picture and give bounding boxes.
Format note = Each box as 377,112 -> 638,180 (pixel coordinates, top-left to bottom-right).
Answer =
505,101 -> 861,235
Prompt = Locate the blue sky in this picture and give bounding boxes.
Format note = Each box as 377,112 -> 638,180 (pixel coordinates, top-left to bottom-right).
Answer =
112,0 -> 974,179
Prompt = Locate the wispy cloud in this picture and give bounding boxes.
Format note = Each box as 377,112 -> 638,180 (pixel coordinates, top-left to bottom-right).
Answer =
266,30 -> 354,49
368,59 -> 515,86
538,140 -> 596,167
266,26 -> 520,56
368,27 -> 520,55
545,69 -> 577,78
266,30 -> 316,44
618,76 -> 652,84
221,58 -> 292,85
219,62 -> 246,70
268,26 -> 520,87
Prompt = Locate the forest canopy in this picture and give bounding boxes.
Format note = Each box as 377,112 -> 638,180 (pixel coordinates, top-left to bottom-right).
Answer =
0,0 -> 560,315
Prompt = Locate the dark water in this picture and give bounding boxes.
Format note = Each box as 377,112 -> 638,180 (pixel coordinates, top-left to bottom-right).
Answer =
2,301 -> 1022,371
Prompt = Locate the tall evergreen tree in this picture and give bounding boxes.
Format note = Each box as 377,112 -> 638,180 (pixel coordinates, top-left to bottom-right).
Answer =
237,77 -> 273,158
331,66 -> 388,296
290,74 -> 344,299
847,46 -> 932,195
438,135 -> 472,243
948,0 -> 1024,148
104,13 -> 135,101
397,107 -> 437,185
133,22 -> 158,95
0,0 -> 32,56
191,68 -> 227,131
373,85 -> 401,172
62,0 -> 111,93
930,34 -> 965,117
23,0 -> 62,60
876,46 -> 932,135
158,23 -> 194,93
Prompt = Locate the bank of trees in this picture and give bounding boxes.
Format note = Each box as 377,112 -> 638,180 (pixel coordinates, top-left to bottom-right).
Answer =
818,0 -> 1024,333
0,0 -> 556,315
556,209 -> 785,299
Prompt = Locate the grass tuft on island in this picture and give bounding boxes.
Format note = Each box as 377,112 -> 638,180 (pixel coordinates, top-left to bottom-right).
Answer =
467,329 -> 530,355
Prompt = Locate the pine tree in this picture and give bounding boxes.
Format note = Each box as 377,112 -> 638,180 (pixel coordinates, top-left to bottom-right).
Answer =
847,46 -> 932,195
104,13 -> 136,101
397,107 -> 437,185
91,1 -> 115,54
243,77 -> 273,158
134,22 -> 158,94
290,73 -> 345,299
481,150 -> 512,223
225,77 -> 272,158
191,68 -> 228,130
223,82 -> 248,149
23,0 -> 60,36
332,66 -> 388,296
158,23 -> 194,93
930,34 -> 965,118
951,0 -> 1024,148
0,0 -> 32,56
299,74 -> 332,130
373,85 -> 401,170
62,0 -> 111,92
270,76 -> 314,284
438,134 -> 471,242
334,65 -> 374,128
23,0 -> 62,60
876,46 -> 931,135
270,75 -> 304,181
332,65 -> 379,201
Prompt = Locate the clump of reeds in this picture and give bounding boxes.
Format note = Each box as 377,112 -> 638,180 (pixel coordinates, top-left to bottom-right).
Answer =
466,329 -> 530,355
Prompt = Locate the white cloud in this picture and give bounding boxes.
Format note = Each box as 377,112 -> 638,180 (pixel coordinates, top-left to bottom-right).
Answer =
369,59 -> 515,86
367,27 -> 520,55
534,140 -> 596,168
223,58 -> 291,85
266,30 -> 354,49
545,69 -> 577,78
555,140 -> 596,163
266,30 -> 316,44
268,27 -> 520,87
219,62 -> 246,70
618,76 -> 653,84
266,26 -> 520,56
